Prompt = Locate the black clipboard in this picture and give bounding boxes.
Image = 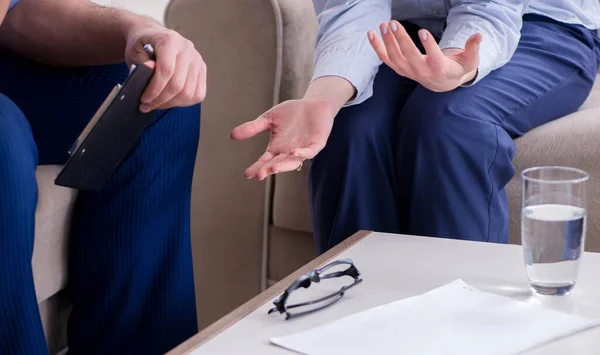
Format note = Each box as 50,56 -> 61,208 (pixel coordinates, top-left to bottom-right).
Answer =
54,63 -> 155,191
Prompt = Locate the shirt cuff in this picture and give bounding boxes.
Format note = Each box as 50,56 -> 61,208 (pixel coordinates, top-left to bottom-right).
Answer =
311,50 -> 379,107
439,27 -> 500,86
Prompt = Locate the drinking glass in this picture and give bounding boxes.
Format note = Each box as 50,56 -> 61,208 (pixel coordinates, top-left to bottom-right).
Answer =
521,166 -> 588,296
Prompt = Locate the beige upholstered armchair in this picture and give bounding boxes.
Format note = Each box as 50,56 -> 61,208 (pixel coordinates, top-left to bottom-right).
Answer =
166,0 -> 600,331
31,2 -> 600,353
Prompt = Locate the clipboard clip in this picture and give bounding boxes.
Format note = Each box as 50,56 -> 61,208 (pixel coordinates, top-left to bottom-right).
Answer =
129,44 -> 156,74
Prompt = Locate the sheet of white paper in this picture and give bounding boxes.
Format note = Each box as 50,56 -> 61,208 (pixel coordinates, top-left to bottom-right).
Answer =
270,279 -> 600,355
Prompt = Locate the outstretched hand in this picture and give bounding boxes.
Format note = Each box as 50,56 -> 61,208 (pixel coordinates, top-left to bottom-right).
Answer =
231,98 -> 337,181
368,21 -> 482,92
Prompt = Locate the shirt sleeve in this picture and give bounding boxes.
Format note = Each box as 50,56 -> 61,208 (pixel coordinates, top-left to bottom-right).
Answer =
8,0 -> 20,10
311,0 -> 392,106
438,0 -> 531,86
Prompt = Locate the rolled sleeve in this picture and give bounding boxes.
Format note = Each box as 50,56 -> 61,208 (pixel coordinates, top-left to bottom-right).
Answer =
439,17 -> 503,85
311,51 -> 381,106
439,1 -> 530,85
311,0 -> 391,106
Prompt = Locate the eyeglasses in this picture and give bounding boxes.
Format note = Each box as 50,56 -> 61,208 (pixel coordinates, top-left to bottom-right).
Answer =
268,258 -> 363,320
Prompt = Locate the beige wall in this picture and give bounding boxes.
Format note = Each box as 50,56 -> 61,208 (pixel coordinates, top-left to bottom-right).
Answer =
92,0 -> 169,23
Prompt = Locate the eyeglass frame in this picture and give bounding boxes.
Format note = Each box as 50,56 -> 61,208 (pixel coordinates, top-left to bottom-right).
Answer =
267,258 -> 363,320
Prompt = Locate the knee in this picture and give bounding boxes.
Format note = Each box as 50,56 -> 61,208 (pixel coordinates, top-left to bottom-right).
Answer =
90,62 -> 130,85
142,104 -> 201,160
0,94 -> 37,191
400,92 -> 457,139
320,104 -> 394,159
158,104 -> 200,148
398,89 -> 516,180
0,94 -> 37,163
399,89 -> 498,150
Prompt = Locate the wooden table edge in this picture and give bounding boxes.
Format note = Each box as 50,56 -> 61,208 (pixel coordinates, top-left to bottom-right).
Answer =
166,230 -> 373,355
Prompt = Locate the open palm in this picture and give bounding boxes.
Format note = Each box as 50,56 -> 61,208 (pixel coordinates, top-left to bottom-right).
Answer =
369,21 -> 482,92
231,98 -> 336,180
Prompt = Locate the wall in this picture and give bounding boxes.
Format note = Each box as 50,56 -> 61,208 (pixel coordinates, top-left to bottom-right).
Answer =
92,0 -> 169,23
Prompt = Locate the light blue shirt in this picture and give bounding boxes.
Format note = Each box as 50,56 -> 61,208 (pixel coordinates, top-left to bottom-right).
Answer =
8,0 -> 19,10
312,0 -> 600,106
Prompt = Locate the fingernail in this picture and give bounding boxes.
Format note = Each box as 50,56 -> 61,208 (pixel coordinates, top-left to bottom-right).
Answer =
419,30 -> 428,41
381,24 -> 388,35
390,22 -> 398,32
368,32 -> 374,41
140,104 -> 151,113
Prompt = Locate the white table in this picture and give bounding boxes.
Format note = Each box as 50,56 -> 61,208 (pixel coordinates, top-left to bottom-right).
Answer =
169,231 -> 600,354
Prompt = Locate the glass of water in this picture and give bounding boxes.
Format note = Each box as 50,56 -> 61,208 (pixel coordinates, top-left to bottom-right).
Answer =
521,166 -> 588,296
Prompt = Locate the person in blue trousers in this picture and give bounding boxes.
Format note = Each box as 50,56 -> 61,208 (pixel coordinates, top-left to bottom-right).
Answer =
232,1 -> 600,254
0,0 -> 206,353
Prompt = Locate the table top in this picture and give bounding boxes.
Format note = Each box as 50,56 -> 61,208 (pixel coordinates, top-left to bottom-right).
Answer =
168,231 -> 600,355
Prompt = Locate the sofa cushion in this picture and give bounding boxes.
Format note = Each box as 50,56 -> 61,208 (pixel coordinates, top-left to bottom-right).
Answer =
270,0 -> 318,234
33,165 -> 77,303
272,163 -> 312,233
579,74 -> 600,111
272,74 -> 600,241
507,75 -> 600,252
267,225 -> 315,283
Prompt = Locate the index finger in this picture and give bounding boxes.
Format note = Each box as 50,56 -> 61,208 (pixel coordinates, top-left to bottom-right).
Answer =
140,43 -> 178,104
230,115 -> 270,140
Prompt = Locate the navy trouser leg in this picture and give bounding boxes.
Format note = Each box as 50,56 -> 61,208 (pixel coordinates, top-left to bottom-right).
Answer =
397,16 -> 599,243
310,22 -> 423,254
310,16 -> 600,252
65,106 -> 200,355
309,64 -> 417,253
0,52 -> 200,353
0,94 -> 47,354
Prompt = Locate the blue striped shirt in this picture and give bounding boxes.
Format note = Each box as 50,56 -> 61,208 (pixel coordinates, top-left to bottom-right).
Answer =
312,0 -> 600,106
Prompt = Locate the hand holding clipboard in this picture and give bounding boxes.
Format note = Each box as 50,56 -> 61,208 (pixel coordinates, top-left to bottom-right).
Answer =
55,45 -> 158,191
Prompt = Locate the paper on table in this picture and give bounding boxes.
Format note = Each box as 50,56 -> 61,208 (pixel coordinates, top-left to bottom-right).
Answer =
270,279 -> 600,355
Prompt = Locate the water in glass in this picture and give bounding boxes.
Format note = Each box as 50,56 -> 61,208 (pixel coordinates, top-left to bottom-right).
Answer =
521,166 -> 588,296
522,204 -> 586,295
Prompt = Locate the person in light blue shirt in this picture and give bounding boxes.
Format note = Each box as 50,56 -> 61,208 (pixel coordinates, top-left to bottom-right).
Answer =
233,1 -> 600,253
0,0 -> 206,353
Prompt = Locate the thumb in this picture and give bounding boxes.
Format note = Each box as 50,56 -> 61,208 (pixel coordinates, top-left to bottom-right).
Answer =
231,115 -> 271,140
461,33 -> 483,72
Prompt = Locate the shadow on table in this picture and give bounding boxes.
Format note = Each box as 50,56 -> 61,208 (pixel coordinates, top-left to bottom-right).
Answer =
476,282 -> 600,319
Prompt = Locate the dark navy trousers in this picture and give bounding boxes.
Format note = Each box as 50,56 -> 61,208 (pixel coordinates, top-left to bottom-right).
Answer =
310,15 -> 600,254
0,52 -> 200,354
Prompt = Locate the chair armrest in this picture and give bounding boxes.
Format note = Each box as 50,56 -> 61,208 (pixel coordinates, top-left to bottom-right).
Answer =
506,108 -> 600,252
276,0 -> 318,102
270,0 -> 318,231
165,0 -> 282,329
